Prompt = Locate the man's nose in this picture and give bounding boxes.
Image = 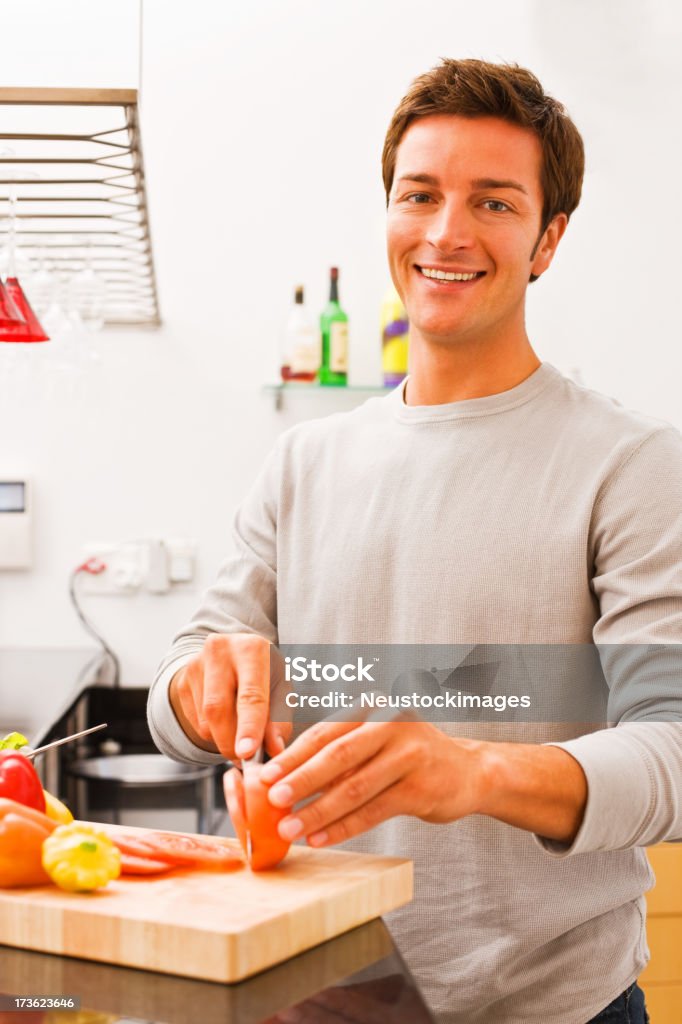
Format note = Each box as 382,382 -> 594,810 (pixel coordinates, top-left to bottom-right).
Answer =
425,200 -> 474,253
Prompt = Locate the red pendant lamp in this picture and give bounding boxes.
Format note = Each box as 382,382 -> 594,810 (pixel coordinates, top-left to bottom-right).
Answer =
0,178 -> 50,343
0,276 -> 50,342
0,278 -> 25,329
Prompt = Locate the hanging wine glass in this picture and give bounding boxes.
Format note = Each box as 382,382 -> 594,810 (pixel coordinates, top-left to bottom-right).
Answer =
66,238 -> 106,333
24,237 -> 57,319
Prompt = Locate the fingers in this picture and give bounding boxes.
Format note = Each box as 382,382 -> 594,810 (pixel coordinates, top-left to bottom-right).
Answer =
265,648 -> 294,757
306,780 -> 416,848
274,741 -> 408,845
171,634 -> 274,760
233,636 -> 271,758
260,719 -> 363,789
263,720 -> 292,758
266,723 -> 389,817
170,663 -> 216,752
200,656 -> 237,755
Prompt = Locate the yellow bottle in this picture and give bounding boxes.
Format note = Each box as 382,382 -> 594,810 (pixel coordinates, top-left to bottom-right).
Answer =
380,285 -> 409,387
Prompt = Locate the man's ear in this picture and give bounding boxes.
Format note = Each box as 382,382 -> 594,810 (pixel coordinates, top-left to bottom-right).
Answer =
530,213 -> 568,278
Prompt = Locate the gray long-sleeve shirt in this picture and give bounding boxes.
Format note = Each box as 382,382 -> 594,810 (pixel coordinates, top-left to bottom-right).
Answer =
148,363 -> 682,1024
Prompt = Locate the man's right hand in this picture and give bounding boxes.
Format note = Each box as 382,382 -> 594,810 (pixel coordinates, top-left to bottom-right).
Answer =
169,633 -> 290,761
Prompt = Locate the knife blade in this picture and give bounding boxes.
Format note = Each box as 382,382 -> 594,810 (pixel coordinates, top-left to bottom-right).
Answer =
241,745 -> 263,865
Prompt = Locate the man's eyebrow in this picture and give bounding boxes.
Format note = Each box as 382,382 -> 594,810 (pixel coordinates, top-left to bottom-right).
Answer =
395,174 -> 530,196
471,177 -> 529,195
395,173 -> 440,186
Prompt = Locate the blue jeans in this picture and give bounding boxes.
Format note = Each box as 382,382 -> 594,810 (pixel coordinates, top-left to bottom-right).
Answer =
586,982 -> 649,1023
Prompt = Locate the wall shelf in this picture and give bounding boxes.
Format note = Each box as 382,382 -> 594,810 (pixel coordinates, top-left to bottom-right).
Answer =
263,383 -> 393,411
0,88 -> 160,327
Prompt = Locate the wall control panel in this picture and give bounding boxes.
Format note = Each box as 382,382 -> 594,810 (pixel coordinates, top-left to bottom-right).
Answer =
0,479 -> 32,569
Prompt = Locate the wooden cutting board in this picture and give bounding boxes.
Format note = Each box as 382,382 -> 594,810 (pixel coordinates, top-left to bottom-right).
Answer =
0,825 -> 412,983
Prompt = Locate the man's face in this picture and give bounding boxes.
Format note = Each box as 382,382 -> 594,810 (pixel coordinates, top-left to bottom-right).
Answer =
386,114 -> 565,349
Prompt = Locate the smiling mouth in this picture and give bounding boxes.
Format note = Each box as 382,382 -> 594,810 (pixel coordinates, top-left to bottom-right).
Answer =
417,266 -> 486,282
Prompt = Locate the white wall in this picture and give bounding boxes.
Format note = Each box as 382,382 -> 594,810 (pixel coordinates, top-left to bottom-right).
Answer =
0,0 -> 680,701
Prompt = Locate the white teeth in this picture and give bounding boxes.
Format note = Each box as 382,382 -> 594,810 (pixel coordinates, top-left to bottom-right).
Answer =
420,267 -> 480,281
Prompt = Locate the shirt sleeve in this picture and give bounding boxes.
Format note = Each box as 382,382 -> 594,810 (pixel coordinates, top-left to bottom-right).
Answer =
534,426 -> 682,856
147,438 -> 282,764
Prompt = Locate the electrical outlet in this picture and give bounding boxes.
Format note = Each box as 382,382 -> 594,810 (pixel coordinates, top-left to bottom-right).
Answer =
80,543 -> 145,595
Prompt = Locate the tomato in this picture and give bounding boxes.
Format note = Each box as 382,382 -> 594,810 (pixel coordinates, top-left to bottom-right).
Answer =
244,766 -> 292,870
106,831 -> 166,861
224,766 -> 292,871
105,829 -> 242,871
119,853 -> 175,875
142,831 -> 243,870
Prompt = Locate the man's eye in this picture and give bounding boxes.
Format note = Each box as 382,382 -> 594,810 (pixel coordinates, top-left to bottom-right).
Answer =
482,199 -> 511,213
406,192 -> 432,204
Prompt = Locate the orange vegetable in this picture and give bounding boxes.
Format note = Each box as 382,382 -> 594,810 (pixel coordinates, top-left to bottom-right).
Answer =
224,766 -> 291,871
104,828 -> 242,871
118,853 -> 175,875
142,830 -> 243,870
0,796 -> 57,887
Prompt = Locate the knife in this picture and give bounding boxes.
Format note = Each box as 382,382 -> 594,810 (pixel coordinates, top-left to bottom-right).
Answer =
241,745 -> 263,865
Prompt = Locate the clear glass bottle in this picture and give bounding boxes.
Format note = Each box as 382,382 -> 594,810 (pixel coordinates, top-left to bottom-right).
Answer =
280,285 -> 320,383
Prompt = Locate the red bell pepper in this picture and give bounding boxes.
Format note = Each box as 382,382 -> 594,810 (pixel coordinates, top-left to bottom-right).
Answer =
0,750 -> 46,813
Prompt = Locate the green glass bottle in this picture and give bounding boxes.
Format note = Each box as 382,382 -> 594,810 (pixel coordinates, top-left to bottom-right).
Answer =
319,266 -> 348,386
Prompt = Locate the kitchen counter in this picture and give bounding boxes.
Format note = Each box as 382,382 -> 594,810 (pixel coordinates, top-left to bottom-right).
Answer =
0,918 -> 435,1023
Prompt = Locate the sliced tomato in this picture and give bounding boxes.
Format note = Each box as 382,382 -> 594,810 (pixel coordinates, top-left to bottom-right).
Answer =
224,765 -> 292,871
142,830 -> 243,870
108,831 -> 166,861
105,828 -> 242,871
119,853 -> 176,876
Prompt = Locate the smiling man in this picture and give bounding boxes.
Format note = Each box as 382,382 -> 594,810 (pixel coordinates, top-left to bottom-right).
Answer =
149,61 -> 682,1023
387,113 -> 566,404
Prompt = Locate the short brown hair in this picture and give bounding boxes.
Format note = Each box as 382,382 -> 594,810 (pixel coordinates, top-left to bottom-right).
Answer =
382,58 -> 585,234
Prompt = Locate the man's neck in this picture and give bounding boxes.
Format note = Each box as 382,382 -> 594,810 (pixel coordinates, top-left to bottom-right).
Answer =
404,332 -> 541,406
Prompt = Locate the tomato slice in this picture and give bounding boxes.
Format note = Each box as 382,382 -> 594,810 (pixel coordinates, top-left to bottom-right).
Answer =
108,831 -> 166,861
119,853 -> 176,875
142,831 -> 243,870
105,828 -> 242,871
224,765 -> 292,871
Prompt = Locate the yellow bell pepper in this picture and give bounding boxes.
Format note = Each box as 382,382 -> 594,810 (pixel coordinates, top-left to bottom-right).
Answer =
43,789 -> 74,825
42,823 -> 121,892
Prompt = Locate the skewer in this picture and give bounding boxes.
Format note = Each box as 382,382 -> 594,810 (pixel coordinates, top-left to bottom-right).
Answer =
26,722 -> 108,759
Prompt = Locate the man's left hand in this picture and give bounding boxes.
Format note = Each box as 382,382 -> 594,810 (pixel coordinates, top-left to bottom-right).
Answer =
259,719 -> 486,847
